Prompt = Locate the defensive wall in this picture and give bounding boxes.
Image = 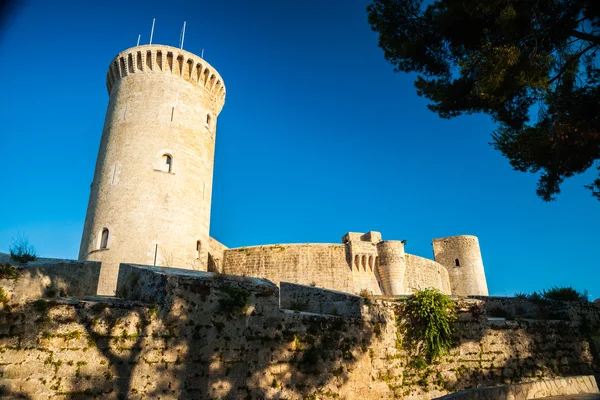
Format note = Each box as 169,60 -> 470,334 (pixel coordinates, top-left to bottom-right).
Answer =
220,232 -> 459,297
1,256 -> 599,399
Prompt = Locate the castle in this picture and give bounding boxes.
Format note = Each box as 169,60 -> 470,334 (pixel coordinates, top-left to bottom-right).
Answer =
79,44 -> 489,297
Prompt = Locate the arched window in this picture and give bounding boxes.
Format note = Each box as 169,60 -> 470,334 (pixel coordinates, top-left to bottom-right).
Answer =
100,228 -> 109,249
162,154 -> 172,173
196,240 -> 201,259
455,258 -> 460,267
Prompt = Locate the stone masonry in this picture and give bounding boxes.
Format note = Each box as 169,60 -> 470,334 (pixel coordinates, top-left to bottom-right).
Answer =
77,44 -> 488,299
0,260 -> 598,399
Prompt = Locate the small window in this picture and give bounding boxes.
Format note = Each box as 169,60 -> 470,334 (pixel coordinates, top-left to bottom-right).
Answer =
162,154 -> 172,173
206,114 -> 211,127
100,228 -> 109,249
196,240 -> 201,259
455,258 -> 460,267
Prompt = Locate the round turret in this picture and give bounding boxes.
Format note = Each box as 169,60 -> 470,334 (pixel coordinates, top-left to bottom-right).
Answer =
432,235 -> 488,296
79,45 -> 226,295
376,240 -> 406,296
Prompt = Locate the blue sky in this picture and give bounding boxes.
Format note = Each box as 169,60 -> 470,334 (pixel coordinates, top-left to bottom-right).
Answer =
0,0 -> 598,298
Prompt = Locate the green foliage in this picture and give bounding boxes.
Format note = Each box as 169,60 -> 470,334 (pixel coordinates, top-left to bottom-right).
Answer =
217,285 -> 250,315
402,288 -> 457,361
542,286 -> 588,302
367,0 -> 600,201
9,234 -> 37,263
0,264 -> 18,280
517,286 -> 588,302
32,299 -> 49,313
0,288 -> 9,307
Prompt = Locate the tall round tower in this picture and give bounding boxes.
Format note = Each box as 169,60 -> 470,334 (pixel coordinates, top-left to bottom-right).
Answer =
79,45 -> 226,295
432,235 -> 488,296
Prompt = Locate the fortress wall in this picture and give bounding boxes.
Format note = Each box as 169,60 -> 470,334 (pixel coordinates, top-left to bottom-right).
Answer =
403,254 -> 452,294
280,282 -> 365,318
0,253 -> 100,302
222,244 -> 355,293
1,264 -> 599,399
207,236 -> 228,273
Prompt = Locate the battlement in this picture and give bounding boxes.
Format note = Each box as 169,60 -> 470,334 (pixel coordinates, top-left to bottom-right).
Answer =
106,44 -> 226,113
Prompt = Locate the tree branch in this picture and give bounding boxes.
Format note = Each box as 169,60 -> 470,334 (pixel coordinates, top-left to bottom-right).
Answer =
548,43 -> 597,84
569,29 -> 600,46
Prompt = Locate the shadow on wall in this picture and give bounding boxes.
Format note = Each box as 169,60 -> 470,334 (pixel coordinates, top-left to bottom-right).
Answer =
0,259 -> 599,399
0,263 -> 387,399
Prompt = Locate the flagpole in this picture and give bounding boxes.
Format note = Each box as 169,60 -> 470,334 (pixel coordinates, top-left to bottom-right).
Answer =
149,18 -> 155,44
181,21 -> 186,49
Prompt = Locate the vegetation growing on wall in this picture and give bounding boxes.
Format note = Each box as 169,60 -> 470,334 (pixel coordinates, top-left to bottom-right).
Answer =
9,234 -> 37,263
516,286 -> 589,302
400,288 -> 457,361
0,263 -> 19,280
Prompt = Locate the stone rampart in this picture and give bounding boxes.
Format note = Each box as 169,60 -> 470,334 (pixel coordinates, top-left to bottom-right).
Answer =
0,253 -> 100,302
222,244 -> 356,293
1,262 -> 598,399
221,243 -> 453,296
279,281 -> 365,318
207,236 -> 228,273
405,254 -> 452,294
435,375 -> 599,399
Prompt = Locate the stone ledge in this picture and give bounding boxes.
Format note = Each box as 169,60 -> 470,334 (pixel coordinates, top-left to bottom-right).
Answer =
435,375 -> 599,400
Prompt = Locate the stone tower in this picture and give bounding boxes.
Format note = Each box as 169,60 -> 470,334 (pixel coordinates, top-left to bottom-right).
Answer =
376,240 -> 406,296
79,44 -> 226,295
432,235 -> 488,296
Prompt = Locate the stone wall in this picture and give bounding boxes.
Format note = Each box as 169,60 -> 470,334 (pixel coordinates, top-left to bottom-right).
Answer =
0,253 -> 101,301
279,282 -> 365,318
222,244 -> 357,293
436,375 -> 599,399
405,254 -> 452,295
222,243 -> 453,296
1,263 -> 598,399
207,236 -> 228,273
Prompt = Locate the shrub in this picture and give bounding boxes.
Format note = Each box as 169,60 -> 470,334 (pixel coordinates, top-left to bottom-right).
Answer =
0,288 -> 9,306
402,288 -> 457,361
542,286 -> 588,302
517,287 -> 589,303
9,234 -> 37,263
0,264 -> 18,280
217,285 -> 250,315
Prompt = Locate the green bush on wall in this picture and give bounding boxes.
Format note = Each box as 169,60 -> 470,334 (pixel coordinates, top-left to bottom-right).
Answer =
401,288 -> 457,362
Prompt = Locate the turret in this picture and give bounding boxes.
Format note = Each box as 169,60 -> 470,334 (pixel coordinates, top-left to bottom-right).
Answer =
79,45 -> 226,295
432,235 -> 488,296
376,240 -> 406,296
